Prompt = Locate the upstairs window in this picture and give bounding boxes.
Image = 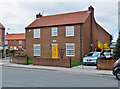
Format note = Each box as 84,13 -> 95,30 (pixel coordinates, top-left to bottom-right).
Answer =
34,44 -> 41,56
19,40 -> 22,44
5,41 -> 8,44
52,27 -> 57,36
34,29 -> 40,38
66,26 -> 74,37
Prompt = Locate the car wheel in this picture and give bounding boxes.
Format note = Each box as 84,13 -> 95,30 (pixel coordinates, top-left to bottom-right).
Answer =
115,70 -> 120,80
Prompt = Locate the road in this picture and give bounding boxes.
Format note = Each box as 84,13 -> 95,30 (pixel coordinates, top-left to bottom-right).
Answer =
2,67 -> 119,87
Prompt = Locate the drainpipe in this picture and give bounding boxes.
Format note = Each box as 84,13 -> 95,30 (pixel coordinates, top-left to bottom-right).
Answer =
80,23 -> 83,62
90,10 -> 93,52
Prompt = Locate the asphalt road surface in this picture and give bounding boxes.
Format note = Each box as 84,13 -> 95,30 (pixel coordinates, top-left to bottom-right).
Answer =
2,67 -> 119,87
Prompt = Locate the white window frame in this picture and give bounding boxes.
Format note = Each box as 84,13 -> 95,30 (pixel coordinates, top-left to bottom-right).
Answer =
19,40 -> 22,44
5,41 -> 8,44
10,46 -> 13,50
34,29 -> 40,38
5,46 -> 8,49
66,26 -> 74,37
33,44 -> 41,56
66,43 -> 75,56
14,46 -> 17,50
52,27 -> 58,36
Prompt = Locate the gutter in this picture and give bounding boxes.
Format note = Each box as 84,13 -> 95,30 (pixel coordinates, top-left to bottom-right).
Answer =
25,23 -> 84,29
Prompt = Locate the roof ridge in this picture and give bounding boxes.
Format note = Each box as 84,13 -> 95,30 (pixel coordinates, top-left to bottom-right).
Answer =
0,22 -> 5,29
43,10 -> 89,18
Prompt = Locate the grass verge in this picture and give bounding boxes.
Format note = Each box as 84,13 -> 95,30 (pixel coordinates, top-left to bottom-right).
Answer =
71,62 -> 83,67
28,59 -> 33,64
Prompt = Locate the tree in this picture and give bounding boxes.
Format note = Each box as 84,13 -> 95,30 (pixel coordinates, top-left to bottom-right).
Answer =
113,36 -> 120,60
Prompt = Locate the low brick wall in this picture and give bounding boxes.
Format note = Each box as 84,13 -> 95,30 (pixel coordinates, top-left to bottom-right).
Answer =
97,58 -> 116,70
33,57 -> 71,68
12,56 -> 28,65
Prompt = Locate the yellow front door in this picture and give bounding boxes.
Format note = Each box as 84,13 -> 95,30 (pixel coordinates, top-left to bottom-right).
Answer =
52,45 -> 58,59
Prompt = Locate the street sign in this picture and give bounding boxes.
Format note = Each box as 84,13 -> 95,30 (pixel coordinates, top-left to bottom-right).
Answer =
4,45 -> 6,47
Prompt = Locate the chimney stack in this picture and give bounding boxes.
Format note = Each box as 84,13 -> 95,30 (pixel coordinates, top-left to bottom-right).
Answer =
88,6 -> 94,12
36,13 -> 42,19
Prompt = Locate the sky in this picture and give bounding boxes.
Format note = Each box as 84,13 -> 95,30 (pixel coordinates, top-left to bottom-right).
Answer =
0,0 -> 119,42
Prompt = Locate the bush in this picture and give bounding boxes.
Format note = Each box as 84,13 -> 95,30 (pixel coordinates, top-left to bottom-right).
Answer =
9,50 -> 16,56
113,36 -> 120,60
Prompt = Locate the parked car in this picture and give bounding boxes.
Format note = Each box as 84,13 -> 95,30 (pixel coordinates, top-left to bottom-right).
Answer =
83,52 -> 101,65
102,49 -> 112,58
113,58 -> 120,80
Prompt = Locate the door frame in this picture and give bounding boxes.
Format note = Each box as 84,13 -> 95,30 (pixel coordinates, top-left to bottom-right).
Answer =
51,44 -> 58,59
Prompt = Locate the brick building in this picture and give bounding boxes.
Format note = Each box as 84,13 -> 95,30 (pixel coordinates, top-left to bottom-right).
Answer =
25,6 -> 111,62
0,23 -> 5,57
5,33 -> 25,51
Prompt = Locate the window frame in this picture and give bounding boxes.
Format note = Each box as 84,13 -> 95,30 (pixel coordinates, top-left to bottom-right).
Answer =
34,29 -> 40,38
33,44 -> 41,56
19,40 -> 22,44
5,40 -> 8,44
14,46 -> 17,50
66,43 -> 75,56
10,46 -> 13,50
66,26 -> 74,37
52,27 -> 58,36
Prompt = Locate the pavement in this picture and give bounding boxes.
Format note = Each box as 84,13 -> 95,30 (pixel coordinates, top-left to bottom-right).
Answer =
0,57 -> 113,76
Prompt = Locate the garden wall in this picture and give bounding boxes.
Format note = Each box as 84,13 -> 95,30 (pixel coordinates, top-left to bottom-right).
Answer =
97,58 -> 116,70
33,57 -> 71,68
12,56 -> 28,64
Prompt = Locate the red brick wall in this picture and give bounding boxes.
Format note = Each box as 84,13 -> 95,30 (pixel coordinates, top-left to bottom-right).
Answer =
0,29 -> 5,50
12,56 -> 28,64
26,25 -> 81,62
33,57 -> 71,68
82,11 -> 111,58
82,15 -> 91,58
6,39 -> 26,50
97,58 -> 116,70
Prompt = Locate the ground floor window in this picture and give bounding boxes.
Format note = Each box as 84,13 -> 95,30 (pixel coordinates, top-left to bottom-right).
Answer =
66,43 -> 75,56
14,46 -> 17,50
33,44 -> 41,56
10,46 -> 13,50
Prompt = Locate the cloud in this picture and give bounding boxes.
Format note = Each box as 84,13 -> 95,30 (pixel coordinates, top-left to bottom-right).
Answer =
0,1 -> 119,42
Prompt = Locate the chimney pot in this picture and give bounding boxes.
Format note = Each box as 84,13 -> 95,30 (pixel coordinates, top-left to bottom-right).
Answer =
88,6 -> 94,12
36,13 -> 42,19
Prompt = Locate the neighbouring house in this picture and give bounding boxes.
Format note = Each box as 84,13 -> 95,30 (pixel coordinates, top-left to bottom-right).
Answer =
5,33 -> 25,51
0,23 -> 5,57
25,6 -> 111,62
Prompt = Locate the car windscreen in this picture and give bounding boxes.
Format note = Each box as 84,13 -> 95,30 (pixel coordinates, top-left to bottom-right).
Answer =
103,49 -> 111,52
87,53 -> 99,57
